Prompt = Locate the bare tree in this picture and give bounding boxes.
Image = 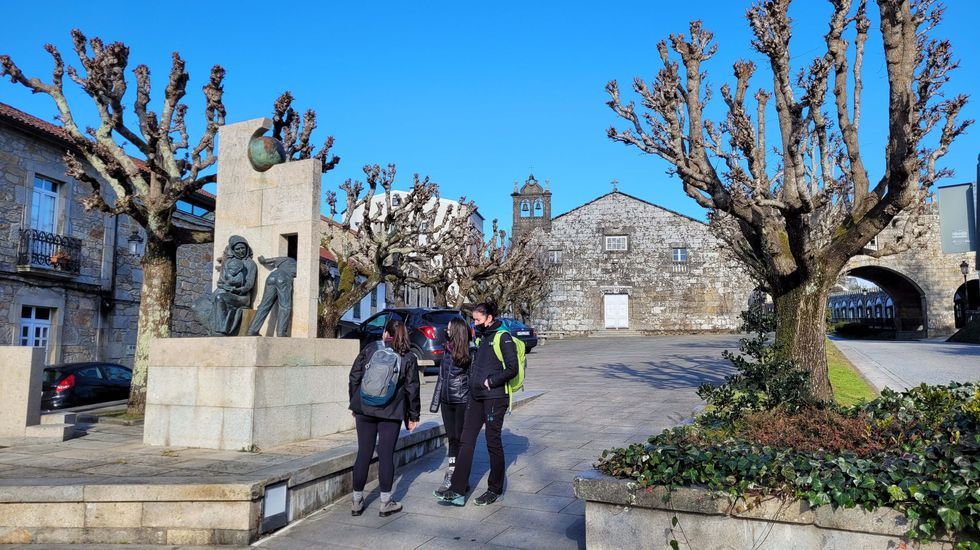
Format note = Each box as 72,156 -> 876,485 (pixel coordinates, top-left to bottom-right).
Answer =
469,232 -> 552,320
2,30 -> 226,414
605,0 -> 970,398
319,165 -> 453,336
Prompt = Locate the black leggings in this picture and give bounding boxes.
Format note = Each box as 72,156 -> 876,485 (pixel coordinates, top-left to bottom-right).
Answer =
440,402 -> 467,460
450,397 -> 508,494
352,414 -> 401,493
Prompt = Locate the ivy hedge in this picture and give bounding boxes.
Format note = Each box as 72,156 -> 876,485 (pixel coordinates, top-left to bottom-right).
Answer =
596,309 -> 980,546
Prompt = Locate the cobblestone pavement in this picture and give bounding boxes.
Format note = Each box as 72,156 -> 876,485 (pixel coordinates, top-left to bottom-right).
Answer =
256,335 -> 740,550
832,337 -> 980,391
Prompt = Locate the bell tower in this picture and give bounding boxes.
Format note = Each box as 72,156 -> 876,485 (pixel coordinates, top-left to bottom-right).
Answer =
511,174 -> 552,240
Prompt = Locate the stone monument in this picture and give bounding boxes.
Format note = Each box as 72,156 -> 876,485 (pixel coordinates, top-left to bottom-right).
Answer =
143,119 -> 358,450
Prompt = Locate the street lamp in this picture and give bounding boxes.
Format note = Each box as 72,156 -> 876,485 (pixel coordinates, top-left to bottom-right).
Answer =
127,229 -> 144,256
862,287 -> 869,319
962,261 -> 972,320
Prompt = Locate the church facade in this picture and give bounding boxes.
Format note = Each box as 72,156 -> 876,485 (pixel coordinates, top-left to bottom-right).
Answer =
513,176 -> 757,335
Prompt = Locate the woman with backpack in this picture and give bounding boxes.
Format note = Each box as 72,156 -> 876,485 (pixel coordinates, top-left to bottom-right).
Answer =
348,318 -> 421,517
429,317 -> 472,494
435,301 -> 519,506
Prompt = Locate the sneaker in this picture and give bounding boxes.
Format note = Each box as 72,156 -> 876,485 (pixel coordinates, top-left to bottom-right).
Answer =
351,495 -> 365,517
434,489 -> 465,506
474,490 -> 500,506
379,499 -> 403,517
438,467 -> 454,493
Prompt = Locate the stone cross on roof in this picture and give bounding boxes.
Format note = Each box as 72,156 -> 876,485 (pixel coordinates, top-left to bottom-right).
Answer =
611,178 -> 619,192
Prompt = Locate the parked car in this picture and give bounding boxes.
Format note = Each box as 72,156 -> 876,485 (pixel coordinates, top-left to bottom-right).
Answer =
345,308 -> 466,373
470,317 -> 538,351
40,362 -> 132,411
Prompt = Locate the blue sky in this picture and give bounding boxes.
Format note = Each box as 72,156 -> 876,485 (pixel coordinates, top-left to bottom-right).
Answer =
2,0 -> 977,235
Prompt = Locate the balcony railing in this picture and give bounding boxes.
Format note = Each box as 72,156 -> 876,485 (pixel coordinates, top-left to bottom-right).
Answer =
17,228 -> 82,276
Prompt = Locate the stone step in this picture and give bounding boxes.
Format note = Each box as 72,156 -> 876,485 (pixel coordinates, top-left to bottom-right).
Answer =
24,423 -> 76,442
589,330 -> 645,338
40,412 -> 77,425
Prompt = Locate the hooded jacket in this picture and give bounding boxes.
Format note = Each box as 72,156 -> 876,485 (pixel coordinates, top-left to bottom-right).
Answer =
469,320 -> 519,401
348,342 -> 421,422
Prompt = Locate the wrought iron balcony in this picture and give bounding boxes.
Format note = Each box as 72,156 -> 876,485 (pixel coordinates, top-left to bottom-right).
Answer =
17,228 -> 82,277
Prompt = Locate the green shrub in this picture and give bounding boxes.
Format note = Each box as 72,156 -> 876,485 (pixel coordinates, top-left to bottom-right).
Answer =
697,305 -> 816,425
597,382 -> 980,544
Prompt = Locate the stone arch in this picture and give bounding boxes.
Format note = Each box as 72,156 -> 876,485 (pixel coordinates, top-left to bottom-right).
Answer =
844,265 -> 928,338
953,280 -> 980,328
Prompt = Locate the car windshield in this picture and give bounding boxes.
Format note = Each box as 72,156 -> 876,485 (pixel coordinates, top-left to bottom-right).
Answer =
422,311 -> 462,326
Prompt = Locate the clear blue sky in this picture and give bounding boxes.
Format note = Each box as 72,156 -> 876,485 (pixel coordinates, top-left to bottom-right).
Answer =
2,0 -> 977,235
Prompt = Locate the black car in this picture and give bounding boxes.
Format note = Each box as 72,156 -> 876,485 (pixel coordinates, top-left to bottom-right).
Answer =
471,317 -> 539,351
41,362 -> 132,411
346,308 -> 465,372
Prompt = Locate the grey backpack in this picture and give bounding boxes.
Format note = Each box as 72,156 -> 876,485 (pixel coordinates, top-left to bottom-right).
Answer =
359,341 -> 402,407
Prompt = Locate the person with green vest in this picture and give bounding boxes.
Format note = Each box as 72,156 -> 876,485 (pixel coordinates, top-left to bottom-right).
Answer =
434,300 -> 520,506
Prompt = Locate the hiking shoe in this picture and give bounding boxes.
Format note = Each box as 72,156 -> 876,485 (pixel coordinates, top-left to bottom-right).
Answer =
438,467 -> 454,493
351,496 -> 364,516
474,490 -> 500,506
378,499 -> 403,517
434,489 -> 465,506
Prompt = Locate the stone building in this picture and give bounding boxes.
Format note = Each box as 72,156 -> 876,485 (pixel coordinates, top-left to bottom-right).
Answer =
0,102 -> 214,367
519,176 -> 757,335
837,205 -> 977,338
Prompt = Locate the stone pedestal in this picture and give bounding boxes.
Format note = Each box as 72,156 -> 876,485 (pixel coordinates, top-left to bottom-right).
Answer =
0,347 -> 43,436
143,337 -> 359,450
0,346 -> 75,444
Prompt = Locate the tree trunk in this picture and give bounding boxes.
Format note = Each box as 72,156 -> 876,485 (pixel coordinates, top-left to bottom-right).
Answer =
318,308 -> 341,338
772,279 -> 834,401
128,236 -> 178,416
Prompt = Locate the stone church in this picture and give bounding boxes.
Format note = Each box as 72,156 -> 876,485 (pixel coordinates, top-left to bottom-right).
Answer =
513,175 -> 756,335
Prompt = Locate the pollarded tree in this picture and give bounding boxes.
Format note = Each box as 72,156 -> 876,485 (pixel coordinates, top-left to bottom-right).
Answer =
605,0 -> 970,398
273,93 -> 461,336
1,31 -> 226,415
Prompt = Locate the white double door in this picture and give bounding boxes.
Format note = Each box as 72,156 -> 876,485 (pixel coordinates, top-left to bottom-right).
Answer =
603,294 -> 629,329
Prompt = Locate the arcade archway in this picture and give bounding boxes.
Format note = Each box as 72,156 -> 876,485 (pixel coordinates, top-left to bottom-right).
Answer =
830,266 -> 928,339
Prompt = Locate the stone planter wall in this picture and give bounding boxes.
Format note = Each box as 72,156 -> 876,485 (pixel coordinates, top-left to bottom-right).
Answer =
573,470 -> 957,549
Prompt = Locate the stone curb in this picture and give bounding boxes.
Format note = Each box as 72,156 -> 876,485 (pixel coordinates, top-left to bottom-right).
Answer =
572,470 -> 955,543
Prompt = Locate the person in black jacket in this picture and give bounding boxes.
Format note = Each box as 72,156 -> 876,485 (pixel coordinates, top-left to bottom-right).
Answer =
348,318 -> 421,517
429,317 -> 472,493
435,301 -> 518,506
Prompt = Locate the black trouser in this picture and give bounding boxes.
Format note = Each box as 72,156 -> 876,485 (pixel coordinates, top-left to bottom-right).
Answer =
352,414 -> 401,493
450,397 -> 508,494
440,401 -> 467,461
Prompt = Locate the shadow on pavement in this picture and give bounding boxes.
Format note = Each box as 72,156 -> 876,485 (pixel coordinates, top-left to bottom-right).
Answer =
589,356 -> 733,390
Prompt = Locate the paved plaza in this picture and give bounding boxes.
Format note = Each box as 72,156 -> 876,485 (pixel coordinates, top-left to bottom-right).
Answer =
832,337 -> 980,391
253,335 -> 739,550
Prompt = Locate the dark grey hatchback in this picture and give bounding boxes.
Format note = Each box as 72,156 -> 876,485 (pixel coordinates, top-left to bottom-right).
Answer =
346,308 -> 465,373
41,362 -> 132,411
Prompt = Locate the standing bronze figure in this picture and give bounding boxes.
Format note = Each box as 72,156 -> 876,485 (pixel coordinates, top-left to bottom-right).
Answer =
246,256 -> 297,337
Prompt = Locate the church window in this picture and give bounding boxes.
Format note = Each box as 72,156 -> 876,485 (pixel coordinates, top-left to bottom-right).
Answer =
549,249 -> 562,264
671,247 -> 689,273
605,235 -> 628,251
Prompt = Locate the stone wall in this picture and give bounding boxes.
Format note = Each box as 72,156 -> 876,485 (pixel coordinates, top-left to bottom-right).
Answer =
534,192 -> 757,335
844,207 -> 976,337
574,470 -> 953,549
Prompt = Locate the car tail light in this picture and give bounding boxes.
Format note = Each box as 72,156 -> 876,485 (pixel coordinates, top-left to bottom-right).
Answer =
419,326 -> 437,340
55,374 -> 75,394
432,349 -> 444,355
